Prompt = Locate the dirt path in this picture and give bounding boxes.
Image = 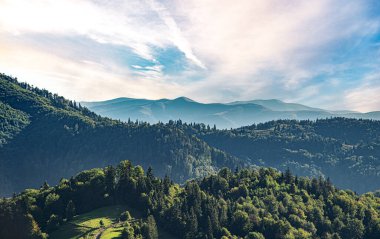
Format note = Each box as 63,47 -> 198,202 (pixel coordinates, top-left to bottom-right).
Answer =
93,221 -> 125,239
94,228 -> 105,239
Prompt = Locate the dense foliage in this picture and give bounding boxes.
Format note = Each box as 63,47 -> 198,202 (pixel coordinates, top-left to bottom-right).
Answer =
1,161 -> 380,239
186,119 -> 380,193
1,72 -> 380,196
0,73 -> 240,196
0,101 -> 30,146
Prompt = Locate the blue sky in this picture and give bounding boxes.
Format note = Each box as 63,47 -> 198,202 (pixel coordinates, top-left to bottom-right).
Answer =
0,0 -> 379,112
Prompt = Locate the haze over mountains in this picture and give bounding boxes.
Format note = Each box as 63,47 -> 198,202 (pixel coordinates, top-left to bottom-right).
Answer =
0,74 -> 240,196
82,97 -> 380,129
2,73 -> 380,197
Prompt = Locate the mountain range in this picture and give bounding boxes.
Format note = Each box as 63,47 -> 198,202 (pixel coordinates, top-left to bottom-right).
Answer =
82,97 -> 380,129
1,73 -> 380,197
0,74 -> 240,196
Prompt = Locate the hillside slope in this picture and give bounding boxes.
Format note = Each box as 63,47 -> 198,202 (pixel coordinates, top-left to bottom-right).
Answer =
1,161 -> 380,239
193,118 -> 380,193
2,73 -> 380,195
0,74 -> 240,196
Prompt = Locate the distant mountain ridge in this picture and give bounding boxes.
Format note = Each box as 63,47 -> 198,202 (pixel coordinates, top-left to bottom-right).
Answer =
227,99 -> 324,111
82,97 -> 380,128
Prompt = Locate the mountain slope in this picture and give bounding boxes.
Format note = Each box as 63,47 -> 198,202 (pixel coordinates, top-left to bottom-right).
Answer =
0,101 -> 30,146
228,99 -> 324,111
82,97 -> 271,129
0,74 -> 241,196
2,73 -> 380,195
2,161 -> 380,239
192,118 -> 380,193
83,97 -> 380,129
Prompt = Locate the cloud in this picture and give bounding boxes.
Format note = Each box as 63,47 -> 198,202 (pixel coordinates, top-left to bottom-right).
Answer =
0,0 -> 379,111
344,73 -> 380,112
0,0 -> 163,60
0,34 -> 183,101
169,0 -> 379,96
345,86 -> 380,112
146,0 -> 206,68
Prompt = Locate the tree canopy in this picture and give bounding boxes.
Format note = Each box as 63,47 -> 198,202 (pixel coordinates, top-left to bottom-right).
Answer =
1,161 -> 380,239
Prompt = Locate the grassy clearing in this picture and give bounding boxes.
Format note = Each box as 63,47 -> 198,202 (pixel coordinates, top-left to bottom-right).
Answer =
49,204 -> 178,239
100,227 -> 124,239
50,205 -> 126,239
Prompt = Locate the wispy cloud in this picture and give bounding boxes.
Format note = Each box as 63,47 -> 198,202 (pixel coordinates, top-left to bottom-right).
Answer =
344,72 -> 380,112
0,0 -> 379,111
170,0 -> 380,104
146,0 -> 206,68
0,36 -> 183,100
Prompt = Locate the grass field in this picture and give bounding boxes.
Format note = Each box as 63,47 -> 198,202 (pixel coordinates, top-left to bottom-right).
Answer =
49,205 -> 127,239
49,204 -> 178,239
100,227 -> 124,239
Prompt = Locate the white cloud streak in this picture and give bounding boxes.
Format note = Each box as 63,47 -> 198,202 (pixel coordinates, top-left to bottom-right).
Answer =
146,0 -> 206,68
0,0 -> 379,110
170,0 -> 379,99
0,37 -> 183,100
344,73 -> 380,112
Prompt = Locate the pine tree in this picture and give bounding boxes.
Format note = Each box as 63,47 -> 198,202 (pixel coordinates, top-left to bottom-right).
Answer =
105,166 -> 116,195
147,167 -> 154,181
143,215 -> 158,239
186,208 -> 198,239
207,216 -> 213,238
163,175 -> 171,194
285,168 -> 292,184
65,200 -> 76,220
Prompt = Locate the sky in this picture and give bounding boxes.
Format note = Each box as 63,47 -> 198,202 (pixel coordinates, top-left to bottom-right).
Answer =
0,0 -> 379,112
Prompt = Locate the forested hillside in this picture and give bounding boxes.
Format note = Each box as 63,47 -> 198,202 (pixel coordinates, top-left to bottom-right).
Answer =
0,101 -> 30,146
186,119 -> 380,194
0,74 -> 240,196
1,73 -> 380,196
1,161 -> 380,239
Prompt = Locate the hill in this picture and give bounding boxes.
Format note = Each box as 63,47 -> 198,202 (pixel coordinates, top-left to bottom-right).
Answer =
2,73 -> 380,195
0,73 -> 240,196
1,161 -> 380,239
188,118 -> 380,194
82,97 -> 380,129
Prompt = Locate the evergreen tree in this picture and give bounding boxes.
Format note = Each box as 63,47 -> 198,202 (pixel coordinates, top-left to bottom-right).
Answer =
143,215 -> 158,239
65,200 -> 76,220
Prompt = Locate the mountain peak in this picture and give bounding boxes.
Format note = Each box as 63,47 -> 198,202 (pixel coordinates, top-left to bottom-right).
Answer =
173,97 -> 195,102
81,96 -> 380,129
